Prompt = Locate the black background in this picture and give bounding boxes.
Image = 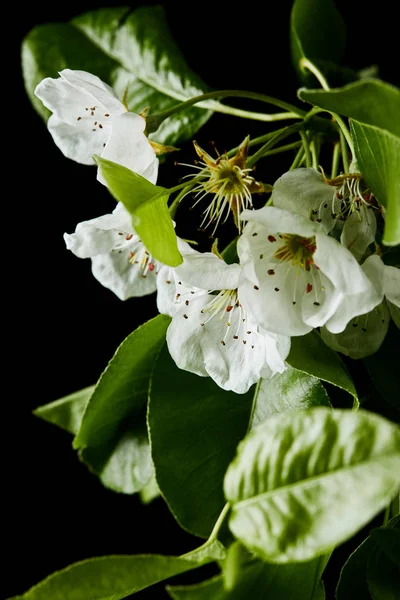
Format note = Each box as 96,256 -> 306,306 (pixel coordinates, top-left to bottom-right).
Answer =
7,1 -> 399,598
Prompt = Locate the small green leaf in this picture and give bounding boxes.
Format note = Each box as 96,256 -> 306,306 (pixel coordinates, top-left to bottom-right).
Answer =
9,543 -> 223,600
139,473 -> 161,504
34,386 -> 94,435
290,0 -> 346,84
95,156 -> 182,267
351,120 -> 400,245
251,365 -> 331,428
336,516 -> 399,600
22,6 -> 212,145
287,331 -> 358,407
168,554 -> 329,599
75,315 -> 170,449
224,408 -> 400,563
299,79 -> 400,137
148,345 -> 253,538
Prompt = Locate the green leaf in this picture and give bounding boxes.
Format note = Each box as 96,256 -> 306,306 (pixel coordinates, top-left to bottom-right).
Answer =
168,554 -> 328,599
139,473 -> 161,504
351,120 -> 400,245
95,157 -> 182,267
336,516 -> 399,600
287,331 -> 358,407
370,527 -> 400,568
224,408 -> 400,563
148,345 -> 253,538
33,385 -> 94,435
364,325 -> 400,412
75,315 -> 170,448
9,543 -> 224,600
299,79 -> 400,137
80,415 -> 153,494
367,544 -> 400,600
251,365 -> 331,428
290,0 -> 346,84
22,6 -> 212,145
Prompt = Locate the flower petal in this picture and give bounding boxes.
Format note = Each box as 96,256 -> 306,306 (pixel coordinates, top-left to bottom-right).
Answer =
241,206 -> 319,238
323,254 -> 385,333
383,264 -> 400,308
91,248 -> 159,300
321,301 -> 390,359
59,69 -> 125,115
99,113 -> 158,184
174,249 -> 243,291
47,114 -> 111,165
260,329 -> 291,378
156,266 -> 177,317
272,168 -> 338,233
167,293 -> 271,393
340,205 -> 377,261
64,204 -> 135,258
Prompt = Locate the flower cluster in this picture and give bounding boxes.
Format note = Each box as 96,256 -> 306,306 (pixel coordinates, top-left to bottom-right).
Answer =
37,70 -> 399,394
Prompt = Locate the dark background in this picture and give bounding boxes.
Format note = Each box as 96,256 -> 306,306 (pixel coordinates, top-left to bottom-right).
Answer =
7,1 -> 399,598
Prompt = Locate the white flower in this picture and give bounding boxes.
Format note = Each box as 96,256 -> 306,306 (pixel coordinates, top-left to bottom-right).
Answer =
237,207 -> 382,337
272,168 -> 377,259
163,248 -> 290,394
321,255 -> 400,357
64,204 -> 162,300
35,69 -> 158,183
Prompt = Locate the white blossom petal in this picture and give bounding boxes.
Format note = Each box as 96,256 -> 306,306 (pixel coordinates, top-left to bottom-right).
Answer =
35,69 -> 126,165
166,292 -> 279,394
174,250 -> 243,291
340,204 -> 377,260
383,264 -> 400,308
259,329 -> 291,378
64,204 -> 134,258
321,302 -> 390,359
241,206 -> 319,238
272,168 -> 339,233
324,254 -> 384,333
98,112 -> 158,184
156,266 -> 178,317
91,248 -> 159,300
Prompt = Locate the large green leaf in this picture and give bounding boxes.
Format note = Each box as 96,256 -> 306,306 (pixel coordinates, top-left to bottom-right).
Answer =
22,6 -> 212,145
290,0 -> 346,84
168,554 -> 328,599
96,157 -> 182,266
251,365 -> 331,428
351,120 -> 400,245
9,542 -> 225,600
336,516 -> 400,600
299,79 -> 400,137
75,315 -> 170,448
34,385 -> 94,435
287,331 -> 358,407
224,408 -> 400,563
148,345 -> 253,538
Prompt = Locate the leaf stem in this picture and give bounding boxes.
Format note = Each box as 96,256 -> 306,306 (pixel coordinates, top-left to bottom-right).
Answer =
331,142 -> 341,178
340,130 -> 350,173
290,145 -> 305,170
148,90 -> 306,129
300,58 -> 330,90
300,130 -> 312,168
247,123 -> 303,167
180,503 -> 231,559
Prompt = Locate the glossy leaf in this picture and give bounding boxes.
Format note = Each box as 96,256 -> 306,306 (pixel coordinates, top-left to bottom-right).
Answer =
168,554 -> 328,599
287,331 -> 358,407
22,6 -> 212,145
148,345 -> 253,538
95,157 -> 182,267
33,385 -> 94,435
9,542 -> 224,600
299,79 -> 400,136
336,515 -> 399,600
75,314 -> 170,449
290,0 -> 346,84
224,408 -> 400,563
351,120 -> 400,245
251,365 -> 331,428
